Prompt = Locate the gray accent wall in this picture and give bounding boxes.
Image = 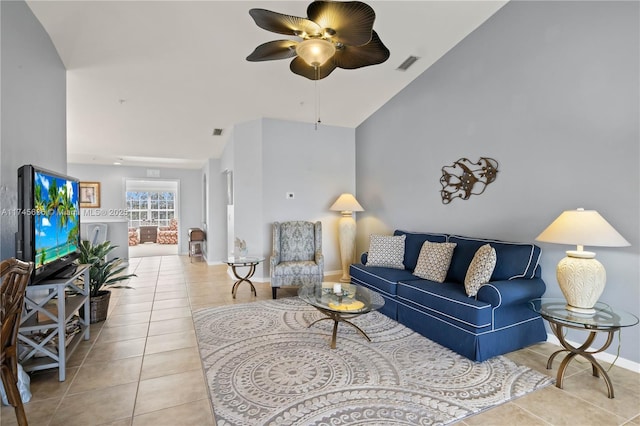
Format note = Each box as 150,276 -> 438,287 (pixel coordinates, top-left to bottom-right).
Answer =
356,1 -> 639,363
224,118 -> 356,279
0,0 -> 66,260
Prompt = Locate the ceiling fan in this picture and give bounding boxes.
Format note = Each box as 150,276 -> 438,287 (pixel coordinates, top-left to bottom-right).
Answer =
246,1 -> 390,80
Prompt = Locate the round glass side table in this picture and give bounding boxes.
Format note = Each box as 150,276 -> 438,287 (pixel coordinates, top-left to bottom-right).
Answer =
223,256 -> 265,299
530,298 -> 638,398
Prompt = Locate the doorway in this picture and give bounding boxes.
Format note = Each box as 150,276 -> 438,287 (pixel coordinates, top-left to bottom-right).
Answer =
125,179 -> 180,258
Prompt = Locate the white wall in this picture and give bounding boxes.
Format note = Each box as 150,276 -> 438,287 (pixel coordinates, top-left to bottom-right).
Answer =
201,158 -> 226,263
356,1 -> 639,364
233,119 -> 264,263
67,164 -> 202,255
0,0 -> 66,260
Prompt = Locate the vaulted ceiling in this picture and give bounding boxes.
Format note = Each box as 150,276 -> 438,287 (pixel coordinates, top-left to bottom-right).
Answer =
27,1 -> 507,169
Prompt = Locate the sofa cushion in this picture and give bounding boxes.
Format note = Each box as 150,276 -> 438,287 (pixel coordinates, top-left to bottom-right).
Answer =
447,236 -> 541,283
393,230 -> 448,271
366,234 -> 406,269
464,244 -> 497,297
397,280 -> 493,329
413,242 -> 457,283
350,264 -> 418,296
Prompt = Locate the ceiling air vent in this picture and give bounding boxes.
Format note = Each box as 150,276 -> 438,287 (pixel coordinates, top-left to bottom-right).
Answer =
212,128 -> 223,136
396,56 -> 419,71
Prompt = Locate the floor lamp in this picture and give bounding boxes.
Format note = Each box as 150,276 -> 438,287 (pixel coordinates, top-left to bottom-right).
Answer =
330,193 -> 364,283
536,208 -> 630,314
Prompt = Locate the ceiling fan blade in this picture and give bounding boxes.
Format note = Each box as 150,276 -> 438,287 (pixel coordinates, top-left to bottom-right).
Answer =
249,8 -> 321,37
246,40 -> 298,62
333,30 -> 389,69
307,1 -> 375,46
290,57 -> 337,80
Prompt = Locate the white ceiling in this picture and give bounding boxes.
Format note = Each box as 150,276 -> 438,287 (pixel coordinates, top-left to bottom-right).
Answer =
26,0 -> 507,169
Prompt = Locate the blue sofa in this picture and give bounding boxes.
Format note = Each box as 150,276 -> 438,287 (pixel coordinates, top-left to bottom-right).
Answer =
350,230 -> 547,362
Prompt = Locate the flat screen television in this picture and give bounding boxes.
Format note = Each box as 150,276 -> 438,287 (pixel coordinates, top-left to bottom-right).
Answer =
16,165 -> 81,284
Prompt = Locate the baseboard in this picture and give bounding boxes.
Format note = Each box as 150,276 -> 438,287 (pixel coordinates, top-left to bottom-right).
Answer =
204,257 -> 223,266
546,333 -> 640,373
224,269 -> 346,284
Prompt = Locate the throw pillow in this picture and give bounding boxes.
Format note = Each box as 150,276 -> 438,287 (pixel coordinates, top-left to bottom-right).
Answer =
366,234 -> 406,269
464,244 -> 497,297
413,242 -> 457,282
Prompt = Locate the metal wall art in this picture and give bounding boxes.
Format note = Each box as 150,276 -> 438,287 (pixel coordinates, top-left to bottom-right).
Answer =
440,157 -> 499,204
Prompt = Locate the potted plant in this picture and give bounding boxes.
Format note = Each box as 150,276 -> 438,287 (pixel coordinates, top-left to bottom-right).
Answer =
77,240 -> 136,323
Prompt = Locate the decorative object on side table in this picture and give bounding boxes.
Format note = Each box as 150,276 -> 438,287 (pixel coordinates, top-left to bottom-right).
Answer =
536,208 -> 629,315
77,240 -> 136,323
530,298 -> 638,398
234,237 -> 248,256
330,193 -> 364,282
299,282 -> 384,349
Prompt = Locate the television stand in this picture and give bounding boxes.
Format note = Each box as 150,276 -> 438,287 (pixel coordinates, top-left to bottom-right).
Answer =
18,264 -> 90,381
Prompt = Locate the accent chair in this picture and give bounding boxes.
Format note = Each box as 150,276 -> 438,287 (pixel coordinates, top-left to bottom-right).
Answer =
157,218 -> 178,245
270,221 -> 324,299
128,228 -> 139,246
1,258 -> 33,426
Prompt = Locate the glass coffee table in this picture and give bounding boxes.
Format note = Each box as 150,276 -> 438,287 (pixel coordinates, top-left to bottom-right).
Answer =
298,282 -> 385,349
223,256 -> 265,299
530,298 -> 639,398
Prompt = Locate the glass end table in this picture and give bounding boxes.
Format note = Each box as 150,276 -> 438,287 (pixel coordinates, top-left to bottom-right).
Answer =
222,256 -> 265,298
298,282 -> 384,349
530,298 -> 639,398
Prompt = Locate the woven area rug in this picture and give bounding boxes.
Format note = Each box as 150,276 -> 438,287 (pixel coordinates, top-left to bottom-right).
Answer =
193,298 -> 553,425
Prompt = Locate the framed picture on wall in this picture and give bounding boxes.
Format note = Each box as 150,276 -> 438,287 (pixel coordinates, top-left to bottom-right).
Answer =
79,182 -> 100,208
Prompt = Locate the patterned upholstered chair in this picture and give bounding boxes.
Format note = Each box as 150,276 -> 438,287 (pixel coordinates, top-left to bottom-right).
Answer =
128,228 -> 139,246
157,218 -> 178,245
270,221 -> 324,299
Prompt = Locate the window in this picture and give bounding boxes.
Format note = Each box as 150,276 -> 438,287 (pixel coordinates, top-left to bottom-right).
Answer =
126,191 -> 175,228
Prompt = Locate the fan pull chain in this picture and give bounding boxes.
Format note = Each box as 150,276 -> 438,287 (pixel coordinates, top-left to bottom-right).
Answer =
314,67 -> 321,130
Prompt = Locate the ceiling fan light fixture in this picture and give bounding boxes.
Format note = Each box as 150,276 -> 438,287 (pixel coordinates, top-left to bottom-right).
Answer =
296,38 -> 336,67
247,2 -> 389,80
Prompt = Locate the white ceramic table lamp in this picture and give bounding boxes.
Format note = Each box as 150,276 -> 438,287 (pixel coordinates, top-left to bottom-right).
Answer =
536,208 -> 630,314
330,193 -> 364,283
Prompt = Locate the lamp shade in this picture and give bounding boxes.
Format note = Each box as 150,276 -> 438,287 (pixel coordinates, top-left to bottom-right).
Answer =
535,208 -> 629,249
330,193 -> 364,213
296,38 -> 336,67
536,208 -> 629,315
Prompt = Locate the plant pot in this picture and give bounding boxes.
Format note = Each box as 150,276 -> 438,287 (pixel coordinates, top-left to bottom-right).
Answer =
90,290 -> 111,323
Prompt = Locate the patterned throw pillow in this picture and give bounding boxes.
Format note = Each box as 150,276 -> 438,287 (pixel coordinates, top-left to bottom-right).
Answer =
413,242 -> 457,282
366,234 -> 406,269
464,244 -> 497,297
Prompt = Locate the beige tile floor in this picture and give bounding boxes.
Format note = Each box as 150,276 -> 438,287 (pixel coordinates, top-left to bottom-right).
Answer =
1,255 -> 639,425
